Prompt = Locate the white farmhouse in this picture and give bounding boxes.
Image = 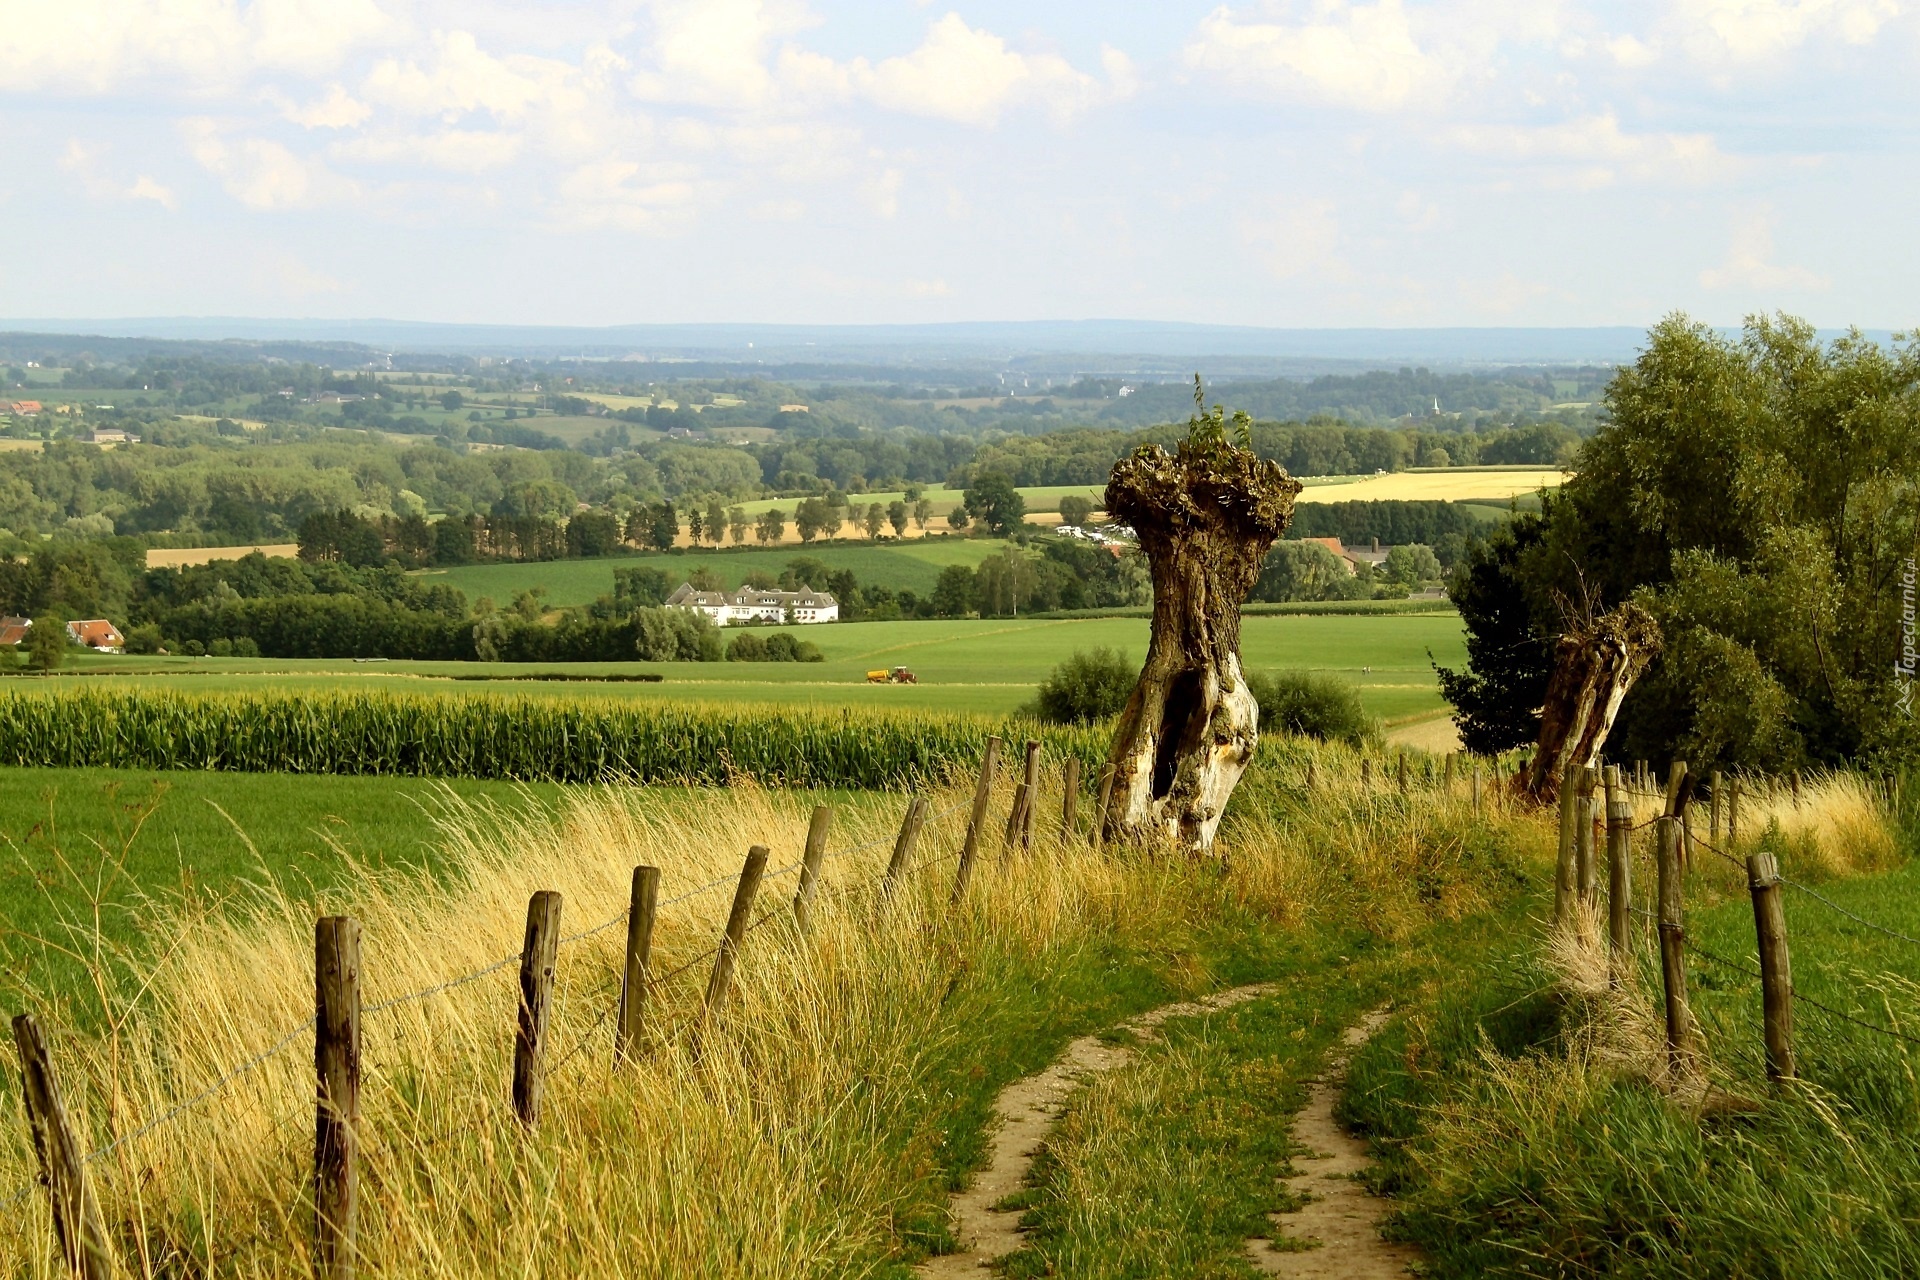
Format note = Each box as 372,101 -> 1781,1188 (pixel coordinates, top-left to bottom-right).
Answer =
664,583 -> 839,626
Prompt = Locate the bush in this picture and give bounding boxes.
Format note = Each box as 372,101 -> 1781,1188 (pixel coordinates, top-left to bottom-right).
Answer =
726,631 -> 825,663
123,623 -> 165,655
633,607 -> 722,662
1247,669 -> 1378,747
1034,647 -> 1136,724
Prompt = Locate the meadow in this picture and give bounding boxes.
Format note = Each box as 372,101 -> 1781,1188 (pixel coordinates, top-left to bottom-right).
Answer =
0,736 -> 1553,1278
38,612 -> 1467,722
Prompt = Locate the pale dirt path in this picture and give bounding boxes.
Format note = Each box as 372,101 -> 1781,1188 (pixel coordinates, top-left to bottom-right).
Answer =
1246,1009 -> 1421,1278
917,982 -> 1280,1278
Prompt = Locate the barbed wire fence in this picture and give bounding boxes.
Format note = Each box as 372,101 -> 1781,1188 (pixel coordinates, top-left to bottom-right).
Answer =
0,746 -> 1017,1262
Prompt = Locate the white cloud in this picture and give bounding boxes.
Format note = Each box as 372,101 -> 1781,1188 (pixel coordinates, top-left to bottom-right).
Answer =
58,139 -> 179,209
1699,209 -> 1830,289
183,118 -> 335,209
553,159 -> 697,232
284,85 -> 373,129
843,14 -> 1122,125
1445,112 -> 1735,187
0,0 -> 394,93
1183,1 -> 1445,111
863,167 -> 903,217
630,0 -> 818,108
362,31 -> 549,120
1675,0 -> 1899,63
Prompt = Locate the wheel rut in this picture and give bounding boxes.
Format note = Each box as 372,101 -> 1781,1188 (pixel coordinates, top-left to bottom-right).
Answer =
916,982 -> 1279,1277
1245,1007 -> 1419,1278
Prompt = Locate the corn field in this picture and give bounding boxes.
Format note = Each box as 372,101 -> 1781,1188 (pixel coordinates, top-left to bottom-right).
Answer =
0,687 -> 1110,789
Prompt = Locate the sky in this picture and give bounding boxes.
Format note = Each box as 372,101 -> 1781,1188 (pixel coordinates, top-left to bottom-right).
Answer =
1,0 -> 1915,330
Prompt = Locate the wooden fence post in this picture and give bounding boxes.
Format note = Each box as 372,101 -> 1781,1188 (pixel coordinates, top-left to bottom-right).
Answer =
1397,751 -> 1408,795
1574,767 -> 1598,909
792,804 -> 834,933
314,915 -> 360,1280
1020,739 -> 1041,850
951,737 -> 1001,905
1729,775 -> 1740,846
1604,767 -> 1631,985
12,1014 -> 113,1280
1554,767 -> 1579,925
1061,758 -> 1081,838
703,846 -> 770,1022
1656,816 -> 1694,1077
615,867 -> 660,1068
1747,850 -> 1796,1083
1092,763 -> 1116,850
882,796 -> 930,900
1000,783 -> 1028,856
1305,760 -> 1317,793
1361,757 -> 1372,790
513,891 -> 561,1129
1710,769 -> 1724,848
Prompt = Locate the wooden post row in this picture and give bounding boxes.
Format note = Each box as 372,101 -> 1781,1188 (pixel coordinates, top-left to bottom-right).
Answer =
1656,816 -> 1694,1077
615,867 -> 660,1068
513,892 -> 562,1129
314,915 -> 362,1280
1574,768 -> 1597,910
792,805 -> 834,934
12,1014 -> 114,1280
951,736 -> 1001,905
1747,850 -> 1796,1082
882,796 -> 930,900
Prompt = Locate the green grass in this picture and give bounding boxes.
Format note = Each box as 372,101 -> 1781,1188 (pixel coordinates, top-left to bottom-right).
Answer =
44,612 -> 1466,721
428,537 -> 1015,604
0,768 -> 560,1002
1339,796 -> 1920,1278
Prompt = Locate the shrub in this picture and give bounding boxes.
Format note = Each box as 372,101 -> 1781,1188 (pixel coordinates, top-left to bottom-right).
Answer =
726,632 -> 768,662
727,631 -> 825,663
633,607 -> 722,662
123,624 -> 165,655
1034,648 -> 1136,724
26,617 -> 66,671
1247,669 -> 1378,747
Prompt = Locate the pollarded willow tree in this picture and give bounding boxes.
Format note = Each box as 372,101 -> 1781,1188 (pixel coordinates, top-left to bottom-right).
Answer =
1101,379 -> 1302,853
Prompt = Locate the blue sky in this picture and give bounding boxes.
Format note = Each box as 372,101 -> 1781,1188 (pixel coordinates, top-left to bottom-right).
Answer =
1,0 -> 1914,328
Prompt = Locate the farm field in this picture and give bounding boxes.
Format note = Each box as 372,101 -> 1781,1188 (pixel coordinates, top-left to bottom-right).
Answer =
1294,466 -> 1566,503
28,612 -> 1466,721
430,536 -> 1018,602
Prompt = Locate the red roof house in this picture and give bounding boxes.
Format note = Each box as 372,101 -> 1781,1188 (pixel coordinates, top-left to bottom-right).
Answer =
65,620 -> 124,651
0,616 -> 30,646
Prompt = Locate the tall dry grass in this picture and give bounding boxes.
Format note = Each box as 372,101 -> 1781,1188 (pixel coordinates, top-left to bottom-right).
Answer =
0,746 -> 1548,1278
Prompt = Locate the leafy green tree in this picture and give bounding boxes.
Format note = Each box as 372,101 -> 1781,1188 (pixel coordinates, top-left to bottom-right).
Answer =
645,502 -> 679,552
887,500 -> 909,537
686,505 -> 705,545
756,507 -> 786,545
794,497 -> 828,544
1034,648 -> 1135,724
913,497 -> 933,530
26,617 -> 65,670
865,502 -> 885,540
728,505 -> 749,544
1248,670 -> 1378,747
965,473 -> 1025,535
946,503 -> 970,532
974,546 -> 1039,617
707,499 -> 728,548
1057,495 -> 1093,528
931,564 -> 977,617
1383,543 -> 1442,588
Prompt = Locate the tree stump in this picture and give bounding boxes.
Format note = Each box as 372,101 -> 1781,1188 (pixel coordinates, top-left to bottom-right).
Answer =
1100,384 -> 1301,853
1522,601 -> 1662,804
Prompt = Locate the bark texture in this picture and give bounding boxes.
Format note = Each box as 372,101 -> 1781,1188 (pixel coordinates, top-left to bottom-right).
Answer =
1101,424 -> 1301,852
1522,601 -> 1662,804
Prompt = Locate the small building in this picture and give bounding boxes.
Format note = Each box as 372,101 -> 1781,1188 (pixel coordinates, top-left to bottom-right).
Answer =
0,616 -> 30,646
66,619 -> 125,652
664,584 -> 839,626
88,428 -> 138,445
8,400 -> 43,416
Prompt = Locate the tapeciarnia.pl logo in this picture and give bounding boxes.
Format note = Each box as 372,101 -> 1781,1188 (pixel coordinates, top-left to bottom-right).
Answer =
1901,556 -> 1917,716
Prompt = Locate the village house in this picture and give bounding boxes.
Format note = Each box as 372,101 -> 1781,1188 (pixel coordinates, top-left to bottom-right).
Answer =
66,619 -> 125,652
664,584 -> 839,626
0,616 -> 30,647
7,400 -> 43,416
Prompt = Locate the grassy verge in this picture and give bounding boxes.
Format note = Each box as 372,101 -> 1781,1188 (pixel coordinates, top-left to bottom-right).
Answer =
0,742 -> 1540,1278
1340,771 -> 1920,1277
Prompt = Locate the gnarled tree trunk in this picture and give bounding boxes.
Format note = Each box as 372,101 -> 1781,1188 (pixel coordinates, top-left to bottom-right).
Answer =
1522,601 -> 1662,804
1100,412 -> 1302,853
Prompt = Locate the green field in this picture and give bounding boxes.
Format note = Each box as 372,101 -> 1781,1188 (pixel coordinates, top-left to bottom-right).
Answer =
33,612 -> 1464,722
430,537 -> 1019,604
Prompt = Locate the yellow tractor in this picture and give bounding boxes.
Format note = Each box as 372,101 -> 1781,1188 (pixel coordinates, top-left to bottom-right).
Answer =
865,666 -> 918,684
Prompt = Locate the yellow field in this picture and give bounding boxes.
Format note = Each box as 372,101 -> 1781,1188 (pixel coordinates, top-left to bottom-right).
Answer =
146,543 -> 300,568
1295,468 -> 1566,504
